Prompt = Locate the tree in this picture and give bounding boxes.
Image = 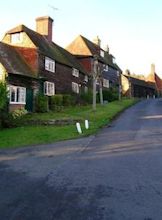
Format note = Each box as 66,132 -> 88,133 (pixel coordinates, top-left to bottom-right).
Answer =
0,82 -> 8,110
0,82 -> 9,128
92,55 -> 104,111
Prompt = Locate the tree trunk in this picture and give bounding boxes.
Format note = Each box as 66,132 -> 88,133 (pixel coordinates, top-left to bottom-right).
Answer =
99,80 -> 103,105
92,77 -> 97,111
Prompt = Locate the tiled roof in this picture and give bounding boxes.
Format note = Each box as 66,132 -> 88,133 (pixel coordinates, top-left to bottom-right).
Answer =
0,42 -> 36,78
6,25 -> 87,74
147,72 -> 162,91
125,75 -> 156,89
66,35 -> 120,70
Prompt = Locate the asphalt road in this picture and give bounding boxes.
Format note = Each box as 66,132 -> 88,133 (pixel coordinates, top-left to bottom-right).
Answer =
1,99 -> 162,220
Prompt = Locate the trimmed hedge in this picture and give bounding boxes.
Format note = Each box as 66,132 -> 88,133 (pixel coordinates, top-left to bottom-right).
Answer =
102,88 -> 118,102
35,94 -> 49,113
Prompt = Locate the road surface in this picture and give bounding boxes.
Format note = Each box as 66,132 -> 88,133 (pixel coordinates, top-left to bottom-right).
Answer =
0,99 -> 162,220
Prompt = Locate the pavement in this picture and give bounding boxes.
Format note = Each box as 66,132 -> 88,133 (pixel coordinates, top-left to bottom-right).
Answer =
1,99 -> 162,219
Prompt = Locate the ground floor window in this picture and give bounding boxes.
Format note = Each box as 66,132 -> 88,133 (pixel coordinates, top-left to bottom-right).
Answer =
44,81 -> 55,96
72,82 -> 79,94
103,79 -> 109,88
9,85 -> 26,104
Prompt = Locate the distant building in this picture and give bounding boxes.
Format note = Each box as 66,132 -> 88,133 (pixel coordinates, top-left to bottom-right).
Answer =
122,69 -> 156,98
66,35 -> 122,92
147,64 -> 162,96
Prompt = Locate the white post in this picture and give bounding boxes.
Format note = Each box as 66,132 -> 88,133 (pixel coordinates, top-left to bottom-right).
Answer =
76,122 -> 82,134
85,120 -> 89,129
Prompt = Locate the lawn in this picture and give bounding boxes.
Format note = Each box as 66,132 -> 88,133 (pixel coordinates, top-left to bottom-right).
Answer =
0,98 -> 138,149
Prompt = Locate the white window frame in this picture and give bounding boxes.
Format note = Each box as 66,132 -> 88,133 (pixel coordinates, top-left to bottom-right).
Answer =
112,57 -> 116,64
11,33 -> 23,44
45,57 -> 55,73
104,65 -> 109,71
44,81 -> 55,96
72,82 -> 79,94
9,85 -> 26,104
103,79 -> 109,88
84,75 -> 88,82
72,68 -> 79,77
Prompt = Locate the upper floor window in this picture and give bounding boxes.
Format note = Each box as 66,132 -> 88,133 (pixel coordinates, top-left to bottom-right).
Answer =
103,64 -> 109,71
103,79 -> 109,88
44,81 -> 55,96
72,68 -> 79,77
45,57 -> 55,73
100,50 -> 104,58
84,75 -> 88,82
11,33 -> 23,44
9,86 -> 26,104
72,82 -> 79,94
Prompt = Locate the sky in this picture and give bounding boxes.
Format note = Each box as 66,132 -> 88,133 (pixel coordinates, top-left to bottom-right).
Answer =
1,0 -> 162,76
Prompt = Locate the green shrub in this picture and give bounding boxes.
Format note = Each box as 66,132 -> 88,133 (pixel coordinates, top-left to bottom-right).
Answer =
63,94 -> 74,106
50,95 -> 63,106
35,94 -> 48,113
49,95 -> 63,111
12,107 -> 28,119
0,82 -> 8,110
0,82 -> 11,128
102,88 -> 118,102
80,90 -> 99,105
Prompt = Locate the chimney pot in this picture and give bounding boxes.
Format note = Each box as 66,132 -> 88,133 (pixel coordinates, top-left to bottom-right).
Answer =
93,36 -> 101,47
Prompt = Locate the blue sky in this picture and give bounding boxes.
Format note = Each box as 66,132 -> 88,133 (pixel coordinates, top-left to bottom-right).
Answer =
1,0 -> 162,76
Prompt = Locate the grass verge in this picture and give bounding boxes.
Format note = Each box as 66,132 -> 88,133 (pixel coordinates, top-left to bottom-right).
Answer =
0,98 -> 138,149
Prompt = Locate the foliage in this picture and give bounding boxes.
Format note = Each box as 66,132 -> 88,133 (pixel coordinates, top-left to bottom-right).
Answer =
35,94 -> 48,113
0,82 -> 8,110
79,90 -> 100,105
63,94 -> 74,106
12,108 -> 28,119
102,87 -> 118,102
49,95 -> 63,112
80,90 -> 93,104
0,82 -> 11,128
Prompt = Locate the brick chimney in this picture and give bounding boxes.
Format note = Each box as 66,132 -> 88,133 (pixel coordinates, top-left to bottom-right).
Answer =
93,36 -> 101,47
36,16 -> 53,42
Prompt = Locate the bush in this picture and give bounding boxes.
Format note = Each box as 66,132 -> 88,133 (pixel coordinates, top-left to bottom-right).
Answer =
49,95 -> 63,111
50,95 -> 63,106
79,90 -> 100,105
80,90 -> 93,104
35,94 -> 48,113
12,107 -> 28,119
102,88 -> 119,102
63,94 -> 74,106
0,82 -> 8,110
0,82 -> 12,128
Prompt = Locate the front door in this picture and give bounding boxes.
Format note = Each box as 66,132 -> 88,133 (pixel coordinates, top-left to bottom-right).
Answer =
26,88 -> 33,112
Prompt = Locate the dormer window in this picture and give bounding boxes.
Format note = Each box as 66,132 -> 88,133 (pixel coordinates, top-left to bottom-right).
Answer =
11,33 -> 23,44
72,68 -> 79,77
45,57 -> 55,73
100,50 -> 104,58
112,57 -> 116,64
